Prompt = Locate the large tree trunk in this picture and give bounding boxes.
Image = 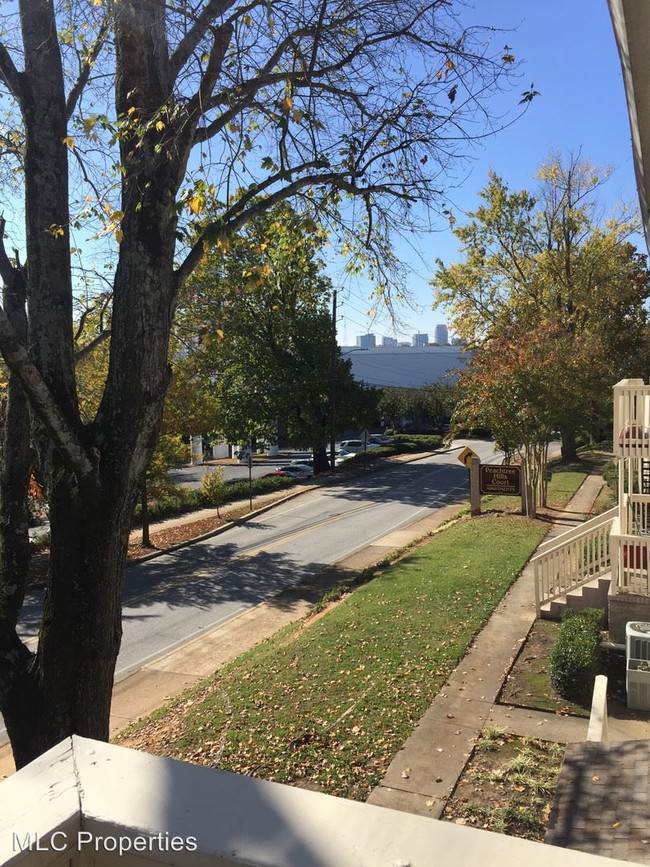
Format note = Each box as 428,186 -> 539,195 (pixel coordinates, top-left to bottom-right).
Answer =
3,494 -> 129,767
313,444 -> 330,474
560,427 -> 579,463
0,258 -> 31,624
0,0 -> 184,767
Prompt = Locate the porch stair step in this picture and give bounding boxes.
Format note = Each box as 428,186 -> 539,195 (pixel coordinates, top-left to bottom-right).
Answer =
540,575 -> 611,621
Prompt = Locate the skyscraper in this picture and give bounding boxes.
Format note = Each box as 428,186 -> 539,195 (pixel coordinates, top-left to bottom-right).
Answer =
412,333 -> 428,347
356,333 -> 376,349
434,324 -> 449,345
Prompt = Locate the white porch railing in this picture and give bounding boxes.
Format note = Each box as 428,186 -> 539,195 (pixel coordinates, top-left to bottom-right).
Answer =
622,492 -> 650,535
610,515 -> 650,595
533,507 -> 617,616
614,379 -> 650,459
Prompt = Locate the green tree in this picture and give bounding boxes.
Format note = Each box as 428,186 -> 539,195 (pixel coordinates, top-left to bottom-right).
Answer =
178,203 -> 376,471
378,382 -> 457,432
0,0 -> 523,767
433,154 -> 650,460
452,324 -> 572,514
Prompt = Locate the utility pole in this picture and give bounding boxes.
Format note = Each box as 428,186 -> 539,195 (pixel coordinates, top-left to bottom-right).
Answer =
329,290 -> 337,471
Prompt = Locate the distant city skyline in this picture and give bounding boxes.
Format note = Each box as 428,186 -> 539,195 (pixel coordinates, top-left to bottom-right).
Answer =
348,325 -> 451,348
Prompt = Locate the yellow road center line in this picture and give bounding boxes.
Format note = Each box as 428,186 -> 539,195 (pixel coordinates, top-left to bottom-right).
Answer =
125,501 -> 378,606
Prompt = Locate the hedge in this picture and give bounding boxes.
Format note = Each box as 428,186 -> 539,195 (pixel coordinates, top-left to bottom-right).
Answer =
549,608 -> 604,705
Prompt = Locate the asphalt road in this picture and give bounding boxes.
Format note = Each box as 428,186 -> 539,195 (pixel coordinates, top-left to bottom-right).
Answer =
116,442 -> 498,677
10,438 -> 502,744
126,439 -> 502,677
169,459 -> 293,488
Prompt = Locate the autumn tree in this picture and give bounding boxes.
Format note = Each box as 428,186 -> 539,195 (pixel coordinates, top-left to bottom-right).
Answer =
452,324 -> 584,514
0,0 -> 524,766
433,154 -> 650,460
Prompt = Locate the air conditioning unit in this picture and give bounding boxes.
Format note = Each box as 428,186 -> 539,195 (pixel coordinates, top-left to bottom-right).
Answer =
626,621 -> 650,710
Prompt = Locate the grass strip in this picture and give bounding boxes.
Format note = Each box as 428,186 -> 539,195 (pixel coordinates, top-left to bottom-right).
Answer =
122,514 -> 546,800
480,460 -> 590,514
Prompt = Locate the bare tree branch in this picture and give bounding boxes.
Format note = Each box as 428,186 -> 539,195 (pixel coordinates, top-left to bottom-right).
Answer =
75,330 -> 111,362
169,0 -> 241,80
187,22 -> 234,119
66,11 -> 111,119
174,161 -> 412,287
0,218 -> 20,286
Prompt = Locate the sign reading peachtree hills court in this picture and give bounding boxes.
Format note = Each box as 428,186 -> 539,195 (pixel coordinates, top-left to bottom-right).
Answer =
480,465 -> 521,496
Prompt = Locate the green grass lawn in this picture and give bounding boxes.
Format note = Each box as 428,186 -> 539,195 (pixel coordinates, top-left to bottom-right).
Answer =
480,463 -> 589,514
545,469 -> 588,509
123,514 -> 547,800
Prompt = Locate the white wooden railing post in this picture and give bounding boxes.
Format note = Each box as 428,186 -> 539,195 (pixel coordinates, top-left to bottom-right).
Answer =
587,675 -> 609,742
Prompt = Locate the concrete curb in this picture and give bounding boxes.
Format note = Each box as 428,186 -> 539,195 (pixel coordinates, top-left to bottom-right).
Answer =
128,448 -> 445,566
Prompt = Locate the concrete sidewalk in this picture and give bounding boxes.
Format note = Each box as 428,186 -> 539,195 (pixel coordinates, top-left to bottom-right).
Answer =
367,473 -> 650,821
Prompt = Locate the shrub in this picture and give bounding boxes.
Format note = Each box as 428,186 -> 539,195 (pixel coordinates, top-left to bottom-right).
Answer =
200,467 -> 226,505
252,475 -> 295,494
549,608 -> 603,705
391,434 -> 443,452
602,460 -> 618,494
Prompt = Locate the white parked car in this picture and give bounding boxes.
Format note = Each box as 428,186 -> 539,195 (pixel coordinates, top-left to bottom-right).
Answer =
338,439 -> 381,453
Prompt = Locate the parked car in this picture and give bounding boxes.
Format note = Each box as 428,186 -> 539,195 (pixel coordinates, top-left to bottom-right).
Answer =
261,469 -> 296,479
290,459 -> 314,469
273,465 -> 312,479
338,439 -> 381,453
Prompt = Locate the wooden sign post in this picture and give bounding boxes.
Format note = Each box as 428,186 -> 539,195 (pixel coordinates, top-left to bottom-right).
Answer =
470,456 -> 481,516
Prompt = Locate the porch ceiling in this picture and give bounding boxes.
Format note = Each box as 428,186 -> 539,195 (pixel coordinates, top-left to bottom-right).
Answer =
608,0 -> 650,249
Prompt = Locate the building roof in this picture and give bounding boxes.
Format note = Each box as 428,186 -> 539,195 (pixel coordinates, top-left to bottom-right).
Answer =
340,345 -> 467,388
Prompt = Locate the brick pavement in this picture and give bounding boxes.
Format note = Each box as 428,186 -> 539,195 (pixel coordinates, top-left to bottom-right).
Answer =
546,740 -> 650,863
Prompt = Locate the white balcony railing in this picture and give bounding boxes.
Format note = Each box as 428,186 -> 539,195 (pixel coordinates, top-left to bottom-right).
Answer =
611,515 -> 650,595
613,378 -> 650,459
533,508 -> 617,616
2,736 -> 605,867
622,492 -> 650,535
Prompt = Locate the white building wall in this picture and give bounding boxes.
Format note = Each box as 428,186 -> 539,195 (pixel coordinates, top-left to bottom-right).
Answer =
340,345 -> 467,388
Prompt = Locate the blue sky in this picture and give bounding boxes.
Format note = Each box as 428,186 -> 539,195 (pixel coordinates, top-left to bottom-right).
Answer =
336,0 -> 641,345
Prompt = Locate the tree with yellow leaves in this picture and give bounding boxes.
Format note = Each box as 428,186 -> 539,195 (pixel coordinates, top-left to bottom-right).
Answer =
433,154 -> 650,461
